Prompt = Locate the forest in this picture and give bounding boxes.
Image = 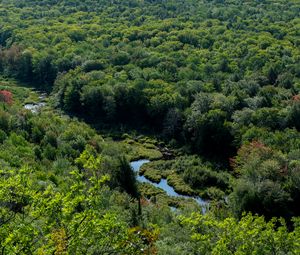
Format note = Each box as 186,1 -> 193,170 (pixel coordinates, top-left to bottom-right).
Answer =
0,0 -> 299,254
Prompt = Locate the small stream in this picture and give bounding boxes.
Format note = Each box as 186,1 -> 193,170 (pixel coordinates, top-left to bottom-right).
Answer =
24,93 -> 47,113
130,159 -> 208,213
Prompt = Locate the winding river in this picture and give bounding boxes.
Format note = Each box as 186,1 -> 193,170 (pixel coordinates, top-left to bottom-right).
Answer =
23,91 -> 208,213
130,159 -> 209,213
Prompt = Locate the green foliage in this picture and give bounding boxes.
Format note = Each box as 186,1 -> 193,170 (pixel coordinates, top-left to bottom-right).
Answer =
0,84 -> 160,253
0,166 -> 149,254
0,0 -> 298,151
230,141 -> 300,218
180,213 -> 300,255
0,0 -> 300,252
140,156 -> 230,198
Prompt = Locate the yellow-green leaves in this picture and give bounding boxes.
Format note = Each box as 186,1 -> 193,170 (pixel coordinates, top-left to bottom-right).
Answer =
181,213 -> 300,255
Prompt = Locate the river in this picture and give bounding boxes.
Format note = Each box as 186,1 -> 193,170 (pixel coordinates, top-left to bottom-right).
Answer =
23,92 -> 209,213
130,159 -> 209,213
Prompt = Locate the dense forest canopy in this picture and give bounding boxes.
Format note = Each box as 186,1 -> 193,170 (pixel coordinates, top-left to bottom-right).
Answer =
0,0 -> 300,253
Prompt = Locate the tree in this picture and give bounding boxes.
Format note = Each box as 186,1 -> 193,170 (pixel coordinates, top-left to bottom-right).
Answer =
180,213 -> 300,255
287,100 -> 300,131
117,156 -> 139,199
162,108 -> 184,140
17,50 -> 33,82
34,55 -> 58,87
229,141 -> 298,219
184,93 -> 234,158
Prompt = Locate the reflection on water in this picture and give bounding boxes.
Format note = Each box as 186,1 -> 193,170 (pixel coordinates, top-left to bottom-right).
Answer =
130,159 -> 209,213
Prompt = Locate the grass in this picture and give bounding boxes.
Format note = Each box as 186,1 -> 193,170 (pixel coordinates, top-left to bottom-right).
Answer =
142,169 -> 162,183
138,183 -> 200,210
139,159 -> 196,196
0,77 -> 46,106
110,136 -> 163,161
138,155 -> 231,200
0,78 -> 31,104
166,172 -> 196,196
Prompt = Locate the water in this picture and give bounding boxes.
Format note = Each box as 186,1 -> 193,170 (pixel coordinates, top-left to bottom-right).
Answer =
130,159 -> 151,183
130,159 -> 208,213
24,92 -> 47,113
24,102 -> 46,113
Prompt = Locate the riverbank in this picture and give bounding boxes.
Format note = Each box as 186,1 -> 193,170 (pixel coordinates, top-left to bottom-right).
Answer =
131,159 -> 209,213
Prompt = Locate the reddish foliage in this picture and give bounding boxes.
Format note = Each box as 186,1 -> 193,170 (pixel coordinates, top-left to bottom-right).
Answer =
140,197 -> 150,206
0,90 -> 13,105
232,140 -> 272,170
292,94 -> 300,102
229,157 -> 237,169
238,141 -> 270,154
250,140 -> 268,149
